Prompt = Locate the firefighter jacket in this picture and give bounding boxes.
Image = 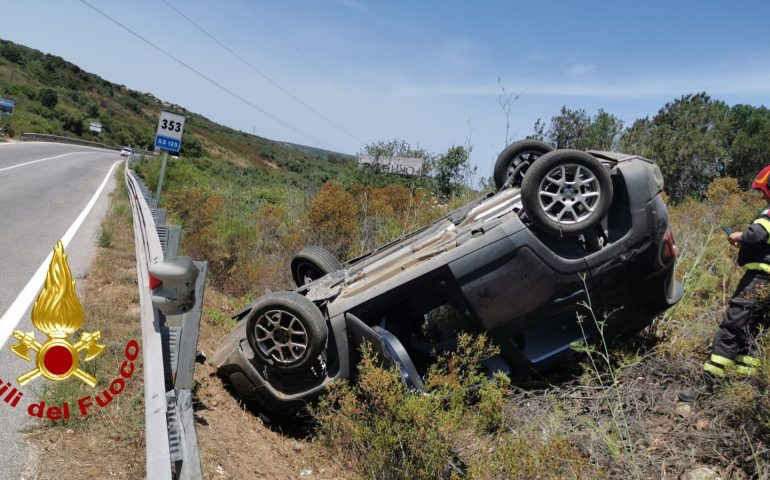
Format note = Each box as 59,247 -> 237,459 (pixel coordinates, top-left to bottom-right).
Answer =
738,207 -> 770,273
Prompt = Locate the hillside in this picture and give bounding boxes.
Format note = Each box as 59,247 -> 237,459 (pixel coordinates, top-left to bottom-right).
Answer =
0,38 -> 354,182
7,36 -> 770,479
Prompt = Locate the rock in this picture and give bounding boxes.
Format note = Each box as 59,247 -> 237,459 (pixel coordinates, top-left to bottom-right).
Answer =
681,466 -> 721,480
675,403 -> 692,418
211,400 -> 218,407
291,442 -> 303,453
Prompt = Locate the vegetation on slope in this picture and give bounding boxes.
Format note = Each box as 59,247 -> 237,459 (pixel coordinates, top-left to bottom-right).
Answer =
0,38 -> 353,175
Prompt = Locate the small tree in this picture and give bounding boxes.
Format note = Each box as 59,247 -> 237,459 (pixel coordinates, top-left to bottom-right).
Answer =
529,118 -> 547,142
548,106 -> 590,149
577,109 -> 623,150
38,88 -> 58,109
725,104 -> 770,186
619,92 -> 730,201
434,145 -> 471,198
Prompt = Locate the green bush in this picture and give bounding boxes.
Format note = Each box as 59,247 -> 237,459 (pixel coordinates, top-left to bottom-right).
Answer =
38,87 -> 58,109
314,335 -> 595,479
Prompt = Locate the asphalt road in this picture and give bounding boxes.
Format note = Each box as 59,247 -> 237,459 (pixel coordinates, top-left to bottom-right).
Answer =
0,141 -> 120,479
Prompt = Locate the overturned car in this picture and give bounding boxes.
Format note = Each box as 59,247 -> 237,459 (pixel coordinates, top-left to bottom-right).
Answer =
212,141 -> 683,417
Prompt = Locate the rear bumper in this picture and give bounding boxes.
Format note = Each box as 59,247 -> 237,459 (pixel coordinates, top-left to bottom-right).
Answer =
214,336 -> 329,416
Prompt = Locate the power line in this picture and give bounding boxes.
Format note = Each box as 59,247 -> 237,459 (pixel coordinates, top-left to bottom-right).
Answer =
240,0 -> 407,140
78,0 -> 335,150
160,0 -> 365,145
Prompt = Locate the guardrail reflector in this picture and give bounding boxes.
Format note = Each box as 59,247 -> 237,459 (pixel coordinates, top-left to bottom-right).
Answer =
149,272 -> 162,290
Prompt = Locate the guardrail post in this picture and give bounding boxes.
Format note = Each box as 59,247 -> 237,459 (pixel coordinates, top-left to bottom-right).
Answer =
155,151 -> 169,207
175,261 -> 206,391
174,389 -> 203,479
166,225 -> 181,259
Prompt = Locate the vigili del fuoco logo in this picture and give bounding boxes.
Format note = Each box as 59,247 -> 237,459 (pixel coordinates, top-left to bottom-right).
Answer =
2,241 -> 140,420
11,241 -> 106,386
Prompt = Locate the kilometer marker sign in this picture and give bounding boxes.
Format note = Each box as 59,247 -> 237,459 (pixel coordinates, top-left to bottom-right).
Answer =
154,110 -> 185,153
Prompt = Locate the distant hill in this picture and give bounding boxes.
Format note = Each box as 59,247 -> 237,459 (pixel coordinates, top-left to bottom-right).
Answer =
0,38 -> 354,175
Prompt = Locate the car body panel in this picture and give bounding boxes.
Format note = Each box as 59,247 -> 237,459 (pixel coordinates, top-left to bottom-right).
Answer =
213,153 -> 683,417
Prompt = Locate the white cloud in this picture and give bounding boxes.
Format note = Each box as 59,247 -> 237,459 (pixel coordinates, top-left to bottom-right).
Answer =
388,67 -> 770,99
442,37 -> 476,69
336,0 -> 368,12
567,63 -> 595,76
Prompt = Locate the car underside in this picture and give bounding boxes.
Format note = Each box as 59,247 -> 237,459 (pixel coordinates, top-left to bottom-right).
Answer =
213,142 -> 683,418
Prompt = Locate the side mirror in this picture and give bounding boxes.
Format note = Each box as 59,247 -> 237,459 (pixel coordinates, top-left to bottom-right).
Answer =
149,256 -> 200,315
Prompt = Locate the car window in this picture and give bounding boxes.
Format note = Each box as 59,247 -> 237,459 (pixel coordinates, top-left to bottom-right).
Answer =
420,303 -> 476,344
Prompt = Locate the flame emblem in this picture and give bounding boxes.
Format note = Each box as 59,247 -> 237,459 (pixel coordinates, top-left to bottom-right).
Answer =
9,241 -> 106,387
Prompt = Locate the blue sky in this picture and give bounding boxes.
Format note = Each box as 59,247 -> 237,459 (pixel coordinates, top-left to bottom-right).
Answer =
3,1 -> 770,178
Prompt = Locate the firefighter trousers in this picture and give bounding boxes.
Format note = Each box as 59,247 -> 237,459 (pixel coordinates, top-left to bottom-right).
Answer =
711,270 -> 770,364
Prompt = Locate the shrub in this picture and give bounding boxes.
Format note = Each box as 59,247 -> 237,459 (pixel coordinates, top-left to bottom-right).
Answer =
314,334 -> 595,479
39,87 -> 58,109
306,181 -> 359,258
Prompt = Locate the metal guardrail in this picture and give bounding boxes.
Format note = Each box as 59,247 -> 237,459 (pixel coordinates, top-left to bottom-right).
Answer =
20,132 -> 156,156
126,167 -> 206,480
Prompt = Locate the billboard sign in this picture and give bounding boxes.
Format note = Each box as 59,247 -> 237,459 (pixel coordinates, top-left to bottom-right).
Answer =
154,110 -> 185,153
89,121 -> 102,133
0,98 -> 15,116
358,155 -> 424,177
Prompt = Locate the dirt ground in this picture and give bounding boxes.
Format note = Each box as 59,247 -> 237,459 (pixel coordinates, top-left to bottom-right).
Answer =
193,311 -> 350,480
503,342 -> 768,479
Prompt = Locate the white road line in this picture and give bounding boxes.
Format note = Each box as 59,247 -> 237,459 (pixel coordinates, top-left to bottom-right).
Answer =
0,151 -> 103,173
0,160 -> 122,351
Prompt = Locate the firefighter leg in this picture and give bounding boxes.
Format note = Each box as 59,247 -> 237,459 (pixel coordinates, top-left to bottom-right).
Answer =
707,272 -> 768,378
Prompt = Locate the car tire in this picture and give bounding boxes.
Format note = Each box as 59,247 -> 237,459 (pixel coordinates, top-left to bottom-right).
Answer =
245,291 -> 327,373
290,245 -> 343,287
493,139 -> 554,190
521,149 -> 613,237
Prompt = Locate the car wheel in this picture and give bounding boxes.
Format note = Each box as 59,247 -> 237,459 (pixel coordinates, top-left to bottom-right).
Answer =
290,245 -> 343,287
521,149 -> 613,237
245,292 -> 327,372
493,139 -> 554,190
